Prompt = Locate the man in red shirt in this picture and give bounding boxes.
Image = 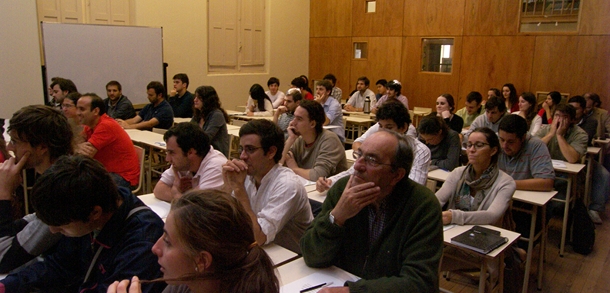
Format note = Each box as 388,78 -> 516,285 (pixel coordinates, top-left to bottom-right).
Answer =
76,93 -> 140,189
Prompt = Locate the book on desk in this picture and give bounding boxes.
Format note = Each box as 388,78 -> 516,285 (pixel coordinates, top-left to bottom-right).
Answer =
450,225 -> 508,254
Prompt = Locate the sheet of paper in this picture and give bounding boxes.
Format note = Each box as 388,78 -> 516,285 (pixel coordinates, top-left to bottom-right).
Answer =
552,160 -> 567,168
281,272 -> 358,293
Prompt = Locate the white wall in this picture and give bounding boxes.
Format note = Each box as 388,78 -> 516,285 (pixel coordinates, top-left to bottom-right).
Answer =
0,0 -> 44,119
133,0 -> 310,111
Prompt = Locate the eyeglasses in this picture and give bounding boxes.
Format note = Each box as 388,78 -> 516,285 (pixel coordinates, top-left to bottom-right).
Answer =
238,145 -> 263,155
353,150 -> 393,168
462,142 -> 490,150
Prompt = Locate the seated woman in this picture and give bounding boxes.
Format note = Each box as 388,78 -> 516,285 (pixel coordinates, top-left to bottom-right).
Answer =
433,93 -> 464,133
191,86 -> 230,157
108,189 -> 279,293
502,83 -> 519,113
538,91 -> 562,125
246,84 -> 274,116
512,92 -> 542,136
418,115 -> 461,171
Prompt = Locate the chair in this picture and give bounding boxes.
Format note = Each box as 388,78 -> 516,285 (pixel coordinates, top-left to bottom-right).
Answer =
535,91 -> 570,105
132,145 -> 145,194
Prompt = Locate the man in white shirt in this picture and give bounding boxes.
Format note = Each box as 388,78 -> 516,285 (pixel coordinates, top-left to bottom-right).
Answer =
154,122 -> 226,202
223,120 -> 313,253
314,80 -> 345,142
266,77 -> 286,108
344,76 -> 376,112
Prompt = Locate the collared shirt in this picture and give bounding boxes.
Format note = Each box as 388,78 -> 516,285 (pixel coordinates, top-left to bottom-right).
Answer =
138,100 -> 174,130
330,87 -> 343,103
536,125 -> 588,161
322,97 -> 345,142
242,164 -> 313,253
373,94 -> 409,111
464,112 -> 506,142
278,112 -> 295,140
347,89 -> 376,109
455,106 -> 483,128
498,135 -> 555,181
160,146 -> 226,190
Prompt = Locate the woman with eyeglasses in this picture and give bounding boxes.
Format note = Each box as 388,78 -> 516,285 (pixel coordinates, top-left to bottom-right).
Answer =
417,115 -> 461,171
108,189 -> 279,293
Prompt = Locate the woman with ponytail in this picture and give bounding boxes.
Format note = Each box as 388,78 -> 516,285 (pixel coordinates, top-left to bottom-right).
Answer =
108,189 -> 279,293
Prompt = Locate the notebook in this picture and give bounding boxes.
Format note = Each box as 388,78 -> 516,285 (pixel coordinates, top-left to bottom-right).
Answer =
450,225 -> 508,254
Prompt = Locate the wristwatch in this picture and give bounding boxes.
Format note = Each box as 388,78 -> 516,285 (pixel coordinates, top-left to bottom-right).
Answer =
329,212 -> 336,224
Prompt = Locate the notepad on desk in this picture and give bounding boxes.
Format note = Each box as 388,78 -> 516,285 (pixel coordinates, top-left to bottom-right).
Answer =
450,225 -> 508,254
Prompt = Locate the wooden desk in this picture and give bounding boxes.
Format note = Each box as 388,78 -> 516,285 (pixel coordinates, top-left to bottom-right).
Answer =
344,116 -> 374,144
126,129 -> 167,193
173,117 -> 191,124
551,160 -> 585,257
342,110 -> 375,118
428,169 -> 450,182
277,257 -> 359,292
226,110 -> 274,122
443,225 -> 520,293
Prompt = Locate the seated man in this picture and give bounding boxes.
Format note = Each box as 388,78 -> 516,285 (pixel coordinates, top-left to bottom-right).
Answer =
455,91 -> 484,129
374,79 -> 387,101
223,120 -> 313,253
49,77 -> 78,107
273,88 -> 302,139
314,80 -> 345,142
371,80 -> 409,113
0,156 -> 165,293
584,92 -> 610,140
76,93 -> 140,189
464,96 -> 508,142
266,77 -> 286,108
281,100 -> 348,181
344,76 -> 376,112
103,80 -> 135,120
317,100 -> 430,190
0,106 -> 72,272
154,122 -> 226,202
301,130 -> 443,292
117,81 -> 174,130
418,115 -> 461,171
168,73 -> 194,118
324,73 -> 343,104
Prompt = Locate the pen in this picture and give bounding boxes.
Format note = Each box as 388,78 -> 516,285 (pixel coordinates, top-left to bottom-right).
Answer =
299,282 -> 330,293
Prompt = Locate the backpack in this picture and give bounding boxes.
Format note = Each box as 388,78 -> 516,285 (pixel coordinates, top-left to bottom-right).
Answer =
568,198 -> 595,255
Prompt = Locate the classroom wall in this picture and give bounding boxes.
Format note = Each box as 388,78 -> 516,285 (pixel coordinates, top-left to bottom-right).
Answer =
309,0 -> 610,110
0,1 -> 44,119
133,0 -> 310,111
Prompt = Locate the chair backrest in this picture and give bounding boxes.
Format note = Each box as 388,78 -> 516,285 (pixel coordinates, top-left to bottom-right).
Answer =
414,107 -> 432,114
535,91 -> 570,105
132,145 -> 145,194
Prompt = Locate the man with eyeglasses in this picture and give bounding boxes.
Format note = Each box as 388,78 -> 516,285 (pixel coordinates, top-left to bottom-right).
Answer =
301,130 -> 443,292
153,122 -> 225,202
463,96 -> 507,142
223,120 -> 313,254
0,105 -> 73,272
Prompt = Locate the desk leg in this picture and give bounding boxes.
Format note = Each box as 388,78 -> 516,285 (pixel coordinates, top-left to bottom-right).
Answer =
522,205 -> 538,293
538,205 -> 546,290
560,177 -> 572,257
479,259 -> 488,293
147,146 -> 153,193
584,155 -> 594,207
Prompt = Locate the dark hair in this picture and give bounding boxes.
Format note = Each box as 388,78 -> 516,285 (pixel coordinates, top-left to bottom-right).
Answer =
297,100 -> 325,134
81,93 -> 107,115
299,75 -> 312,93
31,155 -> 119,226
489,88 -> 501,98
503,83 -> 518,108
106,80 -> 122,91
376,79 -> 388,87
466,91 -> 483,104
315,80 -> 332,92
469,127 -> 500,164
9,105 -> 73,161
378,129 -> 413,178
0,137 -> 8,161
555,103 -> 576,121
485,96 -> 507,113
498,114 -> 529,138
147,81 -> 165,98
584,93 -> 601,107
50,78 -> 78,93
439,93 -> 455,113
386,80 -> 402,96
167,190 -> 279,293
286,89 -> 303,102
267,77 -> 280,87
376,100 -> 411,129
64,92 -> 82,107
418,115 -> 448,136
568,95 -> 586,109
194,86 -> 229,123
323,74 -> 337,85
249,84 -> 272,112
519,92 -> 538,127
548,91 -> 562,106
173,73 -> 189,88
291,77 -> 306,90
164,122 -> 211,158
238,120 -> 284,163
357,76 -> 370,87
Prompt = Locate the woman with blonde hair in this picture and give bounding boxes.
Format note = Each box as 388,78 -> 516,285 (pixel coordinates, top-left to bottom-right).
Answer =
108,190 -> 279,293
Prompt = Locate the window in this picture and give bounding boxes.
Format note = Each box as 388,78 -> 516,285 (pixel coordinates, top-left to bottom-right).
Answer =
353,42 -> 368,59
208,0 -> 265,73
366,1 -> 377,13
520,0 -> 580,32
421,38 -> 453,73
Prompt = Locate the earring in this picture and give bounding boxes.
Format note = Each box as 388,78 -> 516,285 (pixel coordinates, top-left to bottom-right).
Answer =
195,266 -> 199,272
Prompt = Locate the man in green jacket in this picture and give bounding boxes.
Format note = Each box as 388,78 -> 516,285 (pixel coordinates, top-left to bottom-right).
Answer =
300,130 -> 443,293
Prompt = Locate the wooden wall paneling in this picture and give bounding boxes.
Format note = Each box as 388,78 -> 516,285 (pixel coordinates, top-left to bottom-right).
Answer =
402,0 -> 466,36
530,36 -> 610,107
400,37 -> 462,109
309,37 -> 353,96
348,37 -> 403,93
462,0 -> 520,36
457,36 -> 535,105
579,0 -> 610,35
310,0 -> 352,37
351,0 -> 404,37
